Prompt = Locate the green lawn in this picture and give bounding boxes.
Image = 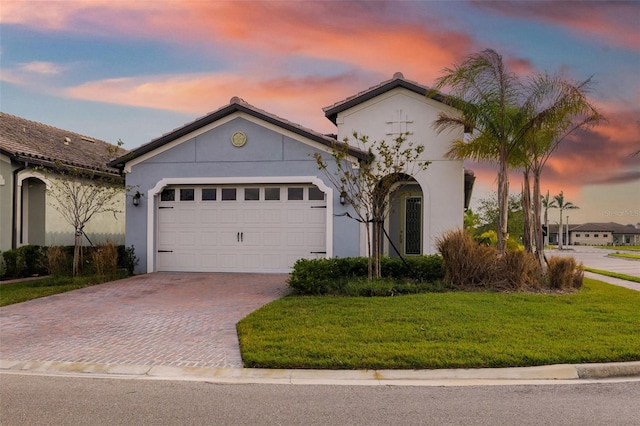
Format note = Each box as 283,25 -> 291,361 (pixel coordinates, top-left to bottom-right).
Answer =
0,274 -> 126,307
237,279 -> 640,369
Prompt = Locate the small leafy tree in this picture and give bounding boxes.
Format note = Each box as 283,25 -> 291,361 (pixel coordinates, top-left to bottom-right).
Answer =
314,132 -> 430,279
46,167 -> 124,276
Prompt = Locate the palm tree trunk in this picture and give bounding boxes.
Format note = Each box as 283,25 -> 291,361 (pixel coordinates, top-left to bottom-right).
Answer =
533,172 -> 546,269
558,210 -> 564,250
522,170 -> 533,253
497,147 -> 509,253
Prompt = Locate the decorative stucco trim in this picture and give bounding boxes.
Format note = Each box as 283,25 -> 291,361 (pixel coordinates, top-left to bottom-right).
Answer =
145,176 -> 333,273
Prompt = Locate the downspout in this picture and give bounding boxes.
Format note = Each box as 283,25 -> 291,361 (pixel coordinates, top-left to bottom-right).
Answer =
11,164 -> 26,249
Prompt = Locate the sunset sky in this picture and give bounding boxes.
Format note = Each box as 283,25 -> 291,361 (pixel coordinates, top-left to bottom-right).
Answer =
1,1 -> 638,225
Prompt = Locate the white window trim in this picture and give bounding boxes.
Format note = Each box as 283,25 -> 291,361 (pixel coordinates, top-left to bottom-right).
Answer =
146,176 -> 333,272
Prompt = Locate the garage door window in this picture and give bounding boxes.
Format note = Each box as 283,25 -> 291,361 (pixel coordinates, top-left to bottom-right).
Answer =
288,187 -> 304,200
180,188 -> 195,201
309,186 -> 325,201
222,188 -> 237,201
244,188 -> 260,201
161,189 -> 175,201
265,187 -> 280,201
202,188 -> 217,201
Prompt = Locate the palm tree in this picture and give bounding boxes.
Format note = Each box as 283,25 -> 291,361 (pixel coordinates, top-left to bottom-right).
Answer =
542,190 -> 556,246
553,191 -> 579,250
518,74 -> 602,263
432,49 -> 524,253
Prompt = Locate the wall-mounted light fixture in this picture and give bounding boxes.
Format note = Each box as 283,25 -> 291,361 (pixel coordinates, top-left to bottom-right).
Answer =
132,191 -> 142,207
339,191 -> 347,205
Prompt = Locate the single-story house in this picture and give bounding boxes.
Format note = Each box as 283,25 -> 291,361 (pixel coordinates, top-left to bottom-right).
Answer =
110,73 -> 474,274
0,113 -> 126,252
548,222 -> 640,246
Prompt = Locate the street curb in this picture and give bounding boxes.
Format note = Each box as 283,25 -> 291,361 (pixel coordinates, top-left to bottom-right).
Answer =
2,359 -> 639,385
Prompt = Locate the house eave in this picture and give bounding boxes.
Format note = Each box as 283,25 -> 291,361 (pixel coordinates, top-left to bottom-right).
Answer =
323,75 -> 449,125
110,101 -> 368,169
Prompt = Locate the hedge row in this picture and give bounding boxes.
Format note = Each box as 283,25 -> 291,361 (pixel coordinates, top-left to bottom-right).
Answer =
288,255 -> 445,295
0,245 -> 138,280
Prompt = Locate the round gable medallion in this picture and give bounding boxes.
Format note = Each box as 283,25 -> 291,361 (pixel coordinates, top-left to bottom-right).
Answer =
231,131 -> 247,147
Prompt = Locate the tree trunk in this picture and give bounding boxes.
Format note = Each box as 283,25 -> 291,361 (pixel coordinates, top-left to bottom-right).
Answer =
522,170 -> 533,253
532,172 -> 546,269
497,147 -> 509,254
365,217 -> 373,280
73,229 -> 82,276
558,211 -> 564,250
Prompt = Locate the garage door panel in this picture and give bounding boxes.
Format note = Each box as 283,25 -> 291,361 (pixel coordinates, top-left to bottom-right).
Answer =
157,185 -> 327,272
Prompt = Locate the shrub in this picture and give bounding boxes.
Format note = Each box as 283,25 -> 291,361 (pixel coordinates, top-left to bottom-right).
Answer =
0,246 -> 48,279
121,245 -> 139,276
288,255 -> 445,295
546,257 -> 584,290
436,229 -> 497,289
0,252 -> 6,278
47,246 -> 70,277
91,241 -> 119,277
496,250 -> 542,291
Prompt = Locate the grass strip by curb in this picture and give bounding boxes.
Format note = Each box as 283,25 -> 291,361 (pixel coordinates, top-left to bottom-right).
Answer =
607,253 -> 640,260
583,267 -> 640,283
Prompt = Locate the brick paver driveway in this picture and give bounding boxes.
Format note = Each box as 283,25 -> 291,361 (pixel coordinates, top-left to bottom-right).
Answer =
0,273 -> 289,368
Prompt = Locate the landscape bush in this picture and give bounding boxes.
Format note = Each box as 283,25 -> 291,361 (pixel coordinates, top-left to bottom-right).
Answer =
436,229 -> 582,292
288,255 -> 445,295
547,257 -> 584,290
91,241 -> 119,277
436,229 -> 497,289
0,245 -> 48,279
47,246 -> 70,277
1,244 -> 139,280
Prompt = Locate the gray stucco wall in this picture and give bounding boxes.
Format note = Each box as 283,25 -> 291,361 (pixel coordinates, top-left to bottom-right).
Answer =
125,117 -> 359,273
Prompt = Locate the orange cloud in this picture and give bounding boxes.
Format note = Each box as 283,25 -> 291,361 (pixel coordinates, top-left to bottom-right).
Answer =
2,1 -> 476,83
64,72 -> 362,134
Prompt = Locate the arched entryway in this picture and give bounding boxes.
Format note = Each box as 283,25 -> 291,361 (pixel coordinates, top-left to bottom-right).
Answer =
18,175 -> 46,246
386,179 -> 424,258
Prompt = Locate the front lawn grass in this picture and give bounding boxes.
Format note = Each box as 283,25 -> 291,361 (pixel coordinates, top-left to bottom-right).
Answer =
237,278 -> 640,369
0,274 -> 126,307
597,245 -> 640,251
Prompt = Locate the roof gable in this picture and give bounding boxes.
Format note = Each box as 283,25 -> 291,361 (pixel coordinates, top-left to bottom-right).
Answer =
323,72 -> 448,125
111,97 -> 366,169
0,113 -> 125,176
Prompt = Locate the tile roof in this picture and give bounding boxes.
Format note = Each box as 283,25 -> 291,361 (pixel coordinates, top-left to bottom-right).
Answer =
548,222 -> 640,234
323,72 -> 448,125
110,97 -> 367,168
0,113 -> 125,176
571,222 -> 640,234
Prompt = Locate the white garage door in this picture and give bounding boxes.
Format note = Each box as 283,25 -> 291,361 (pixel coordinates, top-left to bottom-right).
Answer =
156,185 -> 327,272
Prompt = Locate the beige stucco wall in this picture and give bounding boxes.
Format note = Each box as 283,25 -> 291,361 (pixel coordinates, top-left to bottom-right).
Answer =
15,170 -> 126,247
571,232 -> 613,246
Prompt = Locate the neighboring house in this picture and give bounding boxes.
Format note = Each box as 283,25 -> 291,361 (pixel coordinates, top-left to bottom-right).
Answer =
0,113 -> 126,252
548,222 -> 640,246
110,73 -> 474,274
571,222 -> 640,246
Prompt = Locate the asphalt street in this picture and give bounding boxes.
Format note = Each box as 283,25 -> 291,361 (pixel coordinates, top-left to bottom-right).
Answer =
1,374 -> 639,426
